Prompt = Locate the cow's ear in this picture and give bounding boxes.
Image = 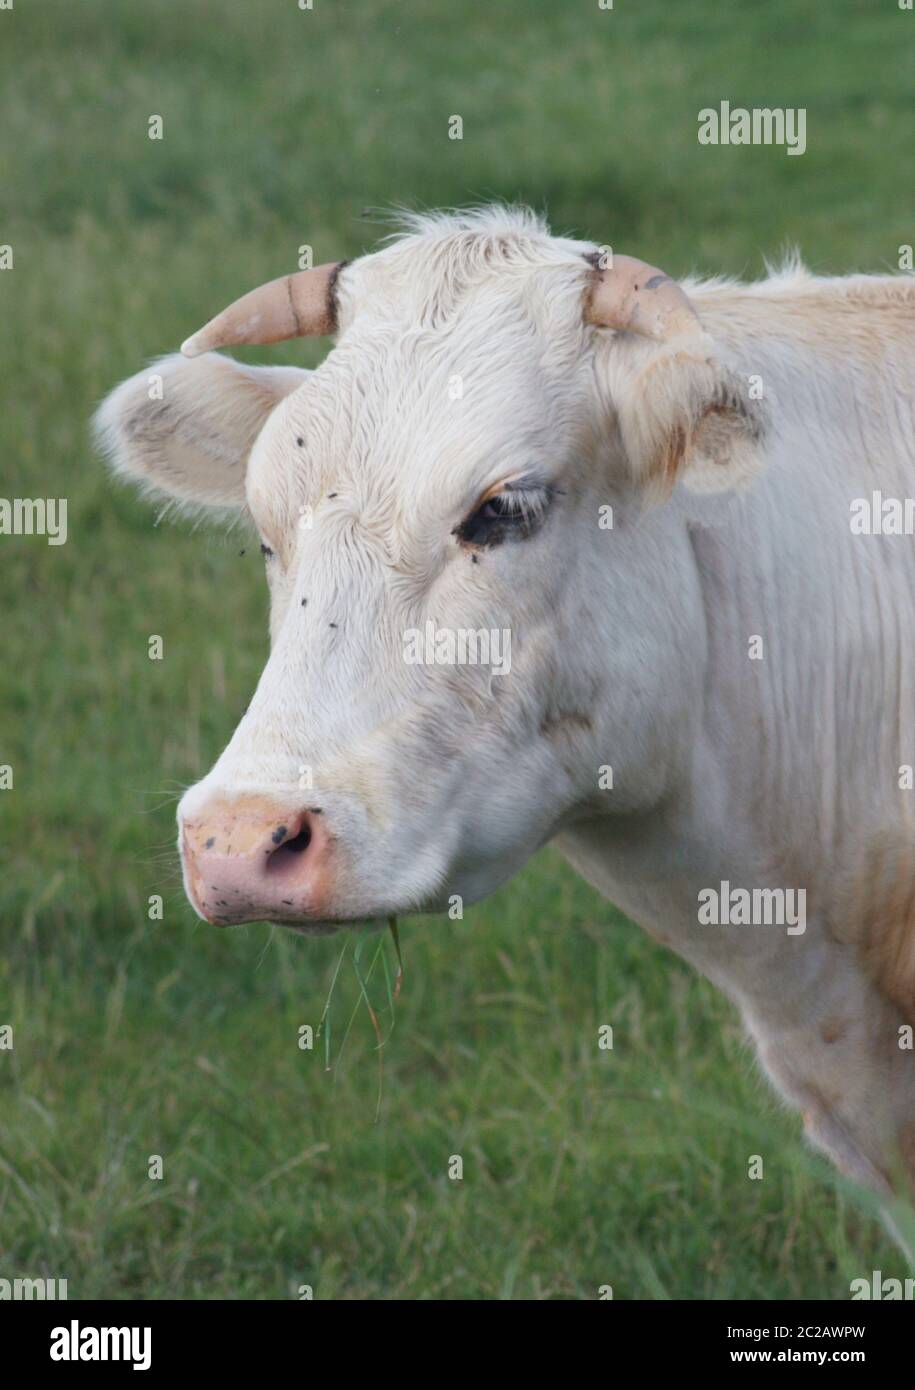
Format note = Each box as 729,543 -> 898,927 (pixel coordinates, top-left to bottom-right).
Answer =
612,338 -> 768,496
94,353 -> 310,510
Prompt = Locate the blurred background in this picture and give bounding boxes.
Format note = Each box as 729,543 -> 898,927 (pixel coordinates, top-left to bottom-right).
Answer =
1,0 -> 911,1298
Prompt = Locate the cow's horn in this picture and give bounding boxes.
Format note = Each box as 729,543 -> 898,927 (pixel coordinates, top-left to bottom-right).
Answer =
584,254 -> 700,342
181,262 -> 345,357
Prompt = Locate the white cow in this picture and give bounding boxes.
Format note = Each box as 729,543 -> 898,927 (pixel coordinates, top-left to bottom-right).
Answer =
97,206 -> 915,1212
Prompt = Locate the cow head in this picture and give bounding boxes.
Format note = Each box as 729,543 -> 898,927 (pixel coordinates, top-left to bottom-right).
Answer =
96,208 -> 765,931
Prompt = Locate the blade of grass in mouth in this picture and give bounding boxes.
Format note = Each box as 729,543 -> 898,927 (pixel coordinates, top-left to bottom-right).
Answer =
388,915 -> 404,1001
316,920 -> 406,1120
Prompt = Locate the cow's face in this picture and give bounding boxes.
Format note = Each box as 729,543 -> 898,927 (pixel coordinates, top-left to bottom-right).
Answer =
97,209 -> 765,931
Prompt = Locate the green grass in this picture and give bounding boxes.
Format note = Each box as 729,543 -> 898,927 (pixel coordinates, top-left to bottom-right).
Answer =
1,0 -> 913,1298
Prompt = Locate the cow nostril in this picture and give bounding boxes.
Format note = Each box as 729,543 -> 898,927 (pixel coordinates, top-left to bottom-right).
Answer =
281,829 -> 311,854
266,826 -> 312,870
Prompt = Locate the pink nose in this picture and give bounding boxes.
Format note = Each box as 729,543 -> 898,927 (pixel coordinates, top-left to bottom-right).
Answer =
181,796 -> 331,925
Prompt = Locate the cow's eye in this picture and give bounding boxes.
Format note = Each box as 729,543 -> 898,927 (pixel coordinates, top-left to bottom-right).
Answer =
260,541 -> 274,559
455,482 -> 554,548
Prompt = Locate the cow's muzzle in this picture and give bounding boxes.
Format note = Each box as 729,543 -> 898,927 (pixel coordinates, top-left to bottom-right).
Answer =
180,795 -> 333,926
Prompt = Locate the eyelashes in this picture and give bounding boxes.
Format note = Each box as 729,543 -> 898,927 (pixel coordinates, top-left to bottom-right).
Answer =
454,481 -> 558,548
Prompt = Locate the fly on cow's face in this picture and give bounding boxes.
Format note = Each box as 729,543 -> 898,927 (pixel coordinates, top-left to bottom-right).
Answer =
455,476 -> 557,549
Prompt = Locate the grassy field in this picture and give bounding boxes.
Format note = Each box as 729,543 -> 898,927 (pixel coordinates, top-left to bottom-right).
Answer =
1,0 -> 913,1299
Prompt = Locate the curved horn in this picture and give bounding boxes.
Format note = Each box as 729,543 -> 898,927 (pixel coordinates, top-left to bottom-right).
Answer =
584,254 -> 700,342
181,262 -> 344,358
